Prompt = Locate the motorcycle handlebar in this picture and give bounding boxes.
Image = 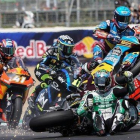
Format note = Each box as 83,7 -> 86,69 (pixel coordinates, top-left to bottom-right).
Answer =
115,59 -> 140,84
66,93 -> 81,101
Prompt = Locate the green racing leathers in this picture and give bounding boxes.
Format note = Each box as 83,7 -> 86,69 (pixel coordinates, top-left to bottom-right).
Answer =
77,84 -> 134,136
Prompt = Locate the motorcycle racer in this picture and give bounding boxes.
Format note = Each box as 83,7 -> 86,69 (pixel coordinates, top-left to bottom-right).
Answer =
77,69 -> 135,136
28,35 -> 80,110
0,39 -> 16,122
82,6 -> 135,74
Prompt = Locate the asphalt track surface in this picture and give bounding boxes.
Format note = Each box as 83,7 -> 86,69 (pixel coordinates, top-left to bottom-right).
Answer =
0,125 -> 140,140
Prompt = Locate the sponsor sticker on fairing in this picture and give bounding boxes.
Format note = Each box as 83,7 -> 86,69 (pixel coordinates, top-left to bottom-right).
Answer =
112,47 -> 122,56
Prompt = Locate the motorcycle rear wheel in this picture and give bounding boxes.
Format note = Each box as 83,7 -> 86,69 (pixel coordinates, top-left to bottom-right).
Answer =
29,110 -> 75,132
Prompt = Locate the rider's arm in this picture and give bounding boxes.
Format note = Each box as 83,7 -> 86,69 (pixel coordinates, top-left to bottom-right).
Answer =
113,87 -> 128,98
98,20 -> 110,32
93,20 -> 111,39
70,54 -> 81,68
37,47 -> 58,72
114,71 -> 135,98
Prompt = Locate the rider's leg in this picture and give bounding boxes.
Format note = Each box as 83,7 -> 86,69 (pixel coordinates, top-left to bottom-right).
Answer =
28,82 -> 49,108
110,99 -> 129,135
93,45 -> 104,63
92,112 -> 106,136
28,67 -> 53,108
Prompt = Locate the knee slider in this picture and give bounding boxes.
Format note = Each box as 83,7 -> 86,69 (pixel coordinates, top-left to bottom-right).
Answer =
114,113 -> 124,122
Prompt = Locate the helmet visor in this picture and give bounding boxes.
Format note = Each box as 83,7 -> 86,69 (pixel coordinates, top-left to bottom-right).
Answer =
94,77 -> 110,91
2,47 -> 15,56
62,45 -> 74,56
116,15 -> 130,23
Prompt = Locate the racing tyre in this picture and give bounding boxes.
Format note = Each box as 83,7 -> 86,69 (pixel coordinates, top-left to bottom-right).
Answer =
30,110 -> 75,132
8,97 -> 22,129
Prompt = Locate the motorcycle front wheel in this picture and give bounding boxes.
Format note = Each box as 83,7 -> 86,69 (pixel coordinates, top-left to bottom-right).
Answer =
8,97 -> 22,129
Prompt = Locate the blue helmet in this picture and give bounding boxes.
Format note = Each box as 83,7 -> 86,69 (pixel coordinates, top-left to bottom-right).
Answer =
54,35 -> 75,58
94,69 -> 112,93
114,6 -> 131,29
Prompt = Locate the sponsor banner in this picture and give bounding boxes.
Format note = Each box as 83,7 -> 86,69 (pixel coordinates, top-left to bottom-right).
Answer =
0,30 -> 95,65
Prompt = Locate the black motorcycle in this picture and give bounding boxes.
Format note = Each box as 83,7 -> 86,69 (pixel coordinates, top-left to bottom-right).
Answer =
22,67 -> 80,129
29,94 -> 93,136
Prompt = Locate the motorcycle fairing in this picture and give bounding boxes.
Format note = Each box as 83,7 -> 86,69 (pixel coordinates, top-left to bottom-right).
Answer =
103,45 -> 130,67
35,88 -> 50,111
0,68 -> 33,87
121,52 -> 139,70
91,36 -> 140,77
120,36 -> 140,45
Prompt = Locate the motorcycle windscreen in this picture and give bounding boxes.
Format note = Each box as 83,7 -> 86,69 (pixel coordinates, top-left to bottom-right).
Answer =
8,56 -> 28,70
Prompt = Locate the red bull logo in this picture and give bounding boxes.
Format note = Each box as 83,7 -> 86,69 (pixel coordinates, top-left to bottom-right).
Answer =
73,36 -> 96,58
15,40 -> 51,59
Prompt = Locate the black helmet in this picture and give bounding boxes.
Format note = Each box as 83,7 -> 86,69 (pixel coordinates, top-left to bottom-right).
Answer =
56,35 -> 75,58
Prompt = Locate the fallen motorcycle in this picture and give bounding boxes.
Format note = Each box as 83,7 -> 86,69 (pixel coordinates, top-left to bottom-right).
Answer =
29,94 -> 93,136
22,66 -> 80,130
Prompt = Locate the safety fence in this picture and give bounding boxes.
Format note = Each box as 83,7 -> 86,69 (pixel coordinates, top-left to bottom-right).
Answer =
0,0 -> 116,27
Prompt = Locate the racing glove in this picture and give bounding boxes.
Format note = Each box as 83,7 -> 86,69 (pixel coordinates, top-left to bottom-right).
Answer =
45,68 -> 57,78
82,61 -> 98,74
3,65 -> 10,71
107,34 -> 120,43
124,71 -> 135,94
124,71 -> 133,82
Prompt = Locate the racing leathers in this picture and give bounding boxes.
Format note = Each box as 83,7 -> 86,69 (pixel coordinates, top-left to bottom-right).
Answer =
29,47 -> 80,108
77,72 -> 135,136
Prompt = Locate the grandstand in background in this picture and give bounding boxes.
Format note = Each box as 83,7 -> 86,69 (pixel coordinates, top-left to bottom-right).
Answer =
0,0 -> 139,28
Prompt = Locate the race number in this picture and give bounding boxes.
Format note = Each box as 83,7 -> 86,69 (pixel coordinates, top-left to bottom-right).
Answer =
12,75 -> 26,83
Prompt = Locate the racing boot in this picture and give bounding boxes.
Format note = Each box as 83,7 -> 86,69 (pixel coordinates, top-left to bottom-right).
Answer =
110,113 -> 125,135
